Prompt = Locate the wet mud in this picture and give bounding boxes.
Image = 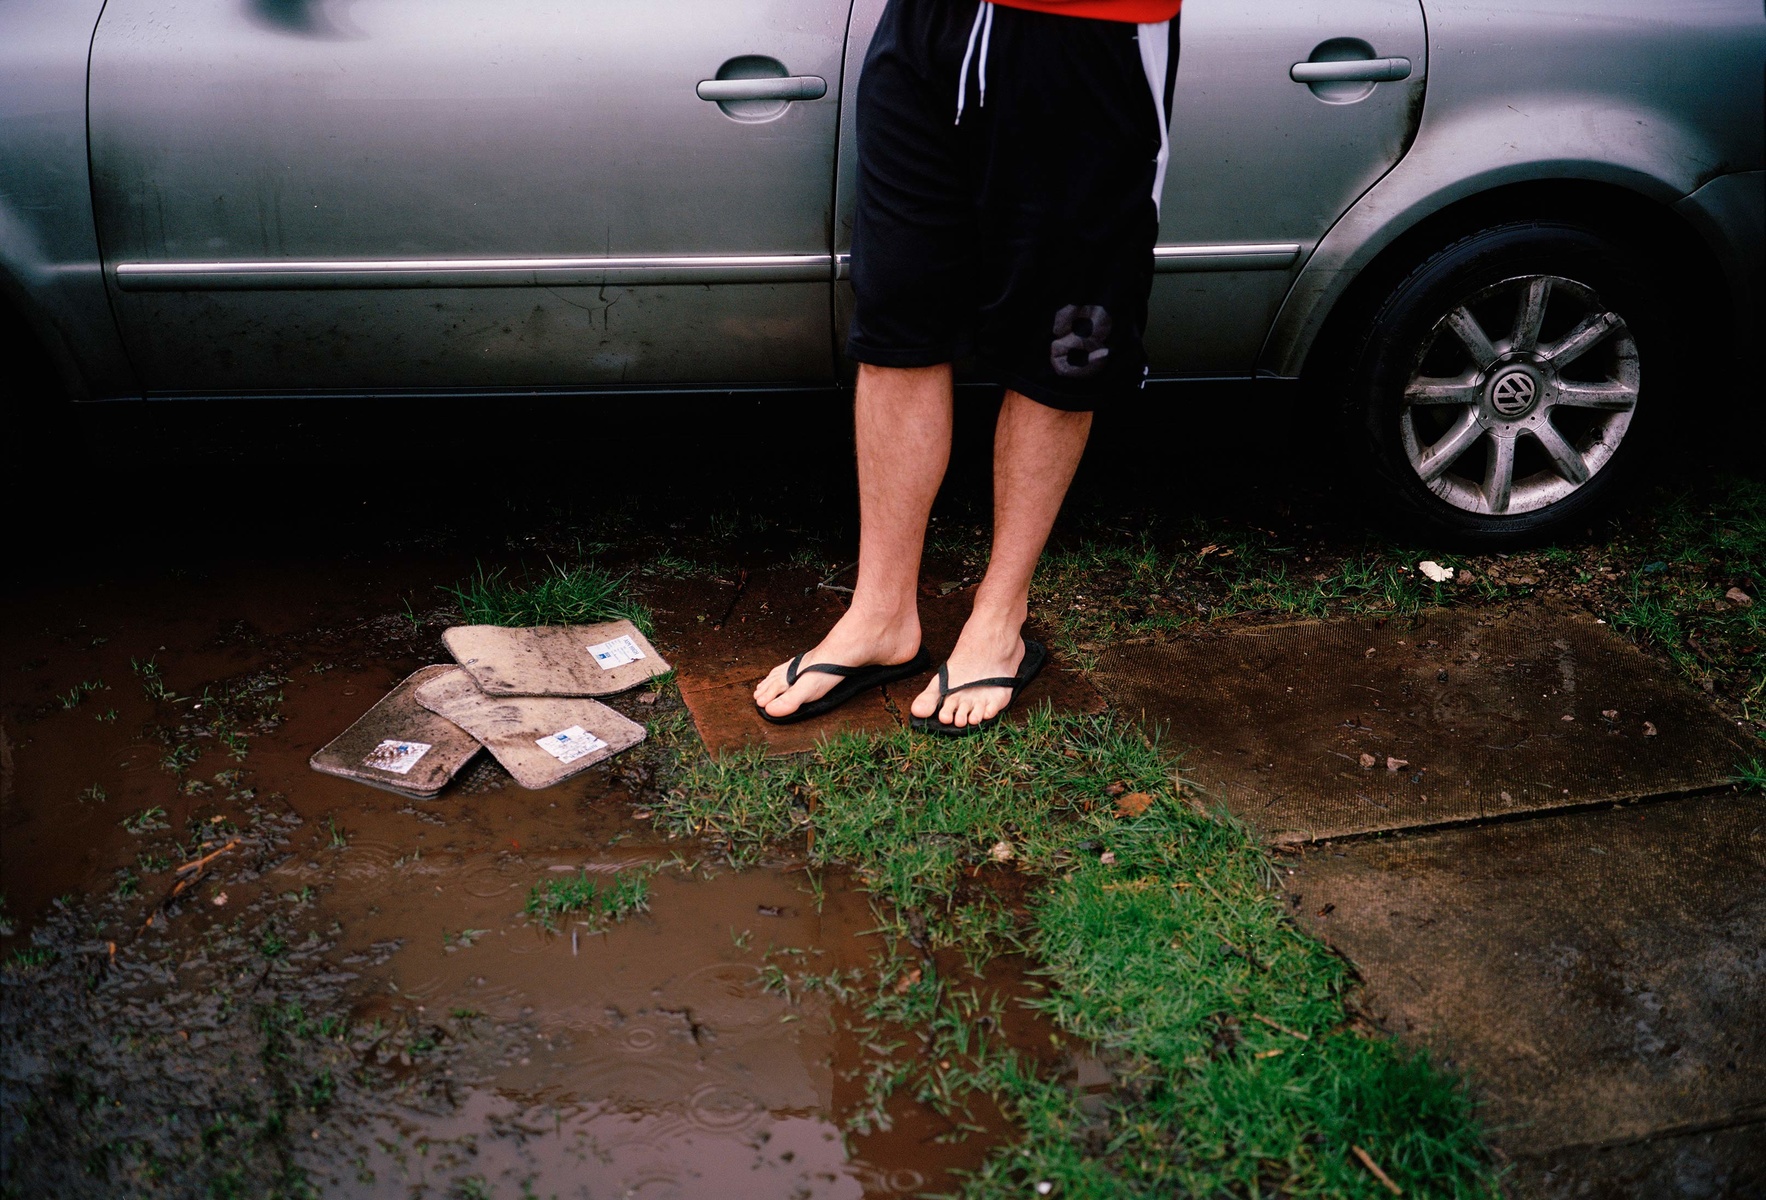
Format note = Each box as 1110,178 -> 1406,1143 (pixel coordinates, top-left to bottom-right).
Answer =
1,551 -> 1050,1197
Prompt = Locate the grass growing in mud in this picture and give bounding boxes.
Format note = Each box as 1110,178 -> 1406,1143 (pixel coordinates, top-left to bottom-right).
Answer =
659,710 -> 1497,1198
446,559 -> 652,633
523,868 -> 652,933
1604,476 -> 1764,723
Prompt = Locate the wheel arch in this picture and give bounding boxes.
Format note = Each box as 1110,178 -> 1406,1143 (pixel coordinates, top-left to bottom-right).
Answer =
1279,175 -> 1732,396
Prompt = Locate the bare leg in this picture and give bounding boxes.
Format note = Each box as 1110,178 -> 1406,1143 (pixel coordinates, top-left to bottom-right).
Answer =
910,391 -> 1092,728
753,363 -> 951,717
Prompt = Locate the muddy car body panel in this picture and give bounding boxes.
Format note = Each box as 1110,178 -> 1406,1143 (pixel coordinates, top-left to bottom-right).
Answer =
84,0 -> 847,394
0,0 -> 1760,401
1261,0 -> 1766,379
0,0 -> 137,401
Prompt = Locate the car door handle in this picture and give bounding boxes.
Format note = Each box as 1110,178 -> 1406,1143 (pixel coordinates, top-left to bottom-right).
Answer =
1290,57 -> 1412,84
696,76 -> 827,102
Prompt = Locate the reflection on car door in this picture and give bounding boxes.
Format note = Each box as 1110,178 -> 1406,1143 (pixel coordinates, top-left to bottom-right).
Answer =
1146,0 -> 1427,376
89,0 -> 851,395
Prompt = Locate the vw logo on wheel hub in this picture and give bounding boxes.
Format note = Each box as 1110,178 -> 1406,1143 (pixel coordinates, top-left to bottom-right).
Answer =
1489,367 -> 1539,418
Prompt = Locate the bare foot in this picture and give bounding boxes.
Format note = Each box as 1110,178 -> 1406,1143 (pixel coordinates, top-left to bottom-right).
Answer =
752,609 -> 922,719
910,615 -> 1025,730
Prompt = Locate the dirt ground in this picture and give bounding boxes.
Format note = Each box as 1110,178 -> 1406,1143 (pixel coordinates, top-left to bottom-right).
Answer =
2,389 -> 1761,1197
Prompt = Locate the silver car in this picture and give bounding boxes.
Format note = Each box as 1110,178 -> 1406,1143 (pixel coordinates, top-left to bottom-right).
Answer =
4,0 -> 1761,542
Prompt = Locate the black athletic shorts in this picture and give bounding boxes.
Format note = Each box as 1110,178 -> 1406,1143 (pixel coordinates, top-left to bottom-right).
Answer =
847,0 -> 1179,412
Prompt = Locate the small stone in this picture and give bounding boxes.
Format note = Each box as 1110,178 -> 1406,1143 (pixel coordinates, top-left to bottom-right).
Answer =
1418,560 -> 1454,583
990,840 -> 1015,863
1359,753 -> 1377,768
211,892 -> 228,907
1099,851 -> 1117,866
1643,721 -> 1658,737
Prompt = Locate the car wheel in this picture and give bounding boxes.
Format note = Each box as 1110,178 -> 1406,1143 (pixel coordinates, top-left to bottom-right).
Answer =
1344,221 -> 1661,546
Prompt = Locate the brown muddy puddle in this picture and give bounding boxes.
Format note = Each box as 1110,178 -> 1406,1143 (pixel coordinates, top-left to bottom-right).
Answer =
0,556 -> 1051,1197
306,858 -> 977,1197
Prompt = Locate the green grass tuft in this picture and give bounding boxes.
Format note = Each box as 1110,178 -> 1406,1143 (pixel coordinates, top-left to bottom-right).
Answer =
523,868 -> 652,933
5,946 -> 58,972
447,559 -> 652,634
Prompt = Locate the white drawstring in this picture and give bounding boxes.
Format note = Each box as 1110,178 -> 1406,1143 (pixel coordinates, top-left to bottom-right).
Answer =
955,2 -> 994,124
978,2 -> 995,108
1136,20 -> 1173,213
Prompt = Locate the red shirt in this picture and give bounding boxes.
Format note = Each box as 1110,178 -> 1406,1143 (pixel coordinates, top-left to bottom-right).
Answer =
989,0 -> 1181,22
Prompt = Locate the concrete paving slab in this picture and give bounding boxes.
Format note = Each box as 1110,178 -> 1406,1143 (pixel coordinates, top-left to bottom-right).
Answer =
307,665 -> 481,799
443,621 -> 669,698
679,668 -> 900,758
1284,794 -> 1766,1168
668,567 -> 1102,757
1092,604 -> 1746,839
414,667 -> 645,789
1512,1120 -> 1765,1199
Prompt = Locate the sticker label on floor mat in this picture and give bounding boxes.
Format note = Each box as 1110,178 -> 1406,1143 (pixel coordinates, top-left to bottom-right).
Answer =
537,725 -> 608,764
363,740 -> 432,775
587,634 -> 645,670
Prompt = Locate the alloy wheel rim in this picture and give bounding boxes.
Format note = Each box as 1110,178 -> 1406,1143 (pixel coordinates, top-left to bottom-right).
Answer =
1400,274 -> 1640,517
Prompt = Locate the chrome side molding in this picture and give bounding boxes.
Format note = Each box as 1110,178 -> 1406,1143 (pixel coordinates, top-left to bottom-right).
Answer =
830,243 -> 1303,281
1152,243 -> 1301,272
116,243 -> 1303,291
114,254 -> 834,291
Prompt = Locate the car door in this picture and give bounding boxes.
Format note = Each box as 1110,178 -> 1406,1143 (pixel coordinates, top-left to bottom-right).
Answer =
1146,0 -> 1428,375
88,0 -> 850,395
835,0 -> 1427,382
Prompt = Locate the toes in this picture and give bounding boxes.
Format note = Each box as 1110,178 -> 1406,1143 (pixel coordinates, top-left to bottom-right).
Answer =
911,682 -> 940,719
753,665 -> 786,706
764,680 -> 809,717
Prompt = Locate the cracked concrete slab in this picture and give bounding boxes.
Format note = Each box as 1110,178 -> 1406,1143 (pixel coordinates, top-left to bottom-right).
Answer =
1282,793 -> 1766,1188
1511,1118 -> 1765,1199
1092,604 -> 1747,839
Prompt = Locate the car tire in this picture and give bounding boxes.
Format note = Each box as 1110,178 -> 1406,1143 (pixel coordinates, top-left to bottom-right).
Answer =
1342,221 -> 1668,547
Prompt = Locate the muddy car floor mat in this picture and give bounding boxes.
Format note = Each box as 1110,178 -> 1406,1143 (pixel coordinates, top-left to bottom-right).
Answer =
442,621 -> 670,697
414,666 -> 644,789
308,665 -> 483,799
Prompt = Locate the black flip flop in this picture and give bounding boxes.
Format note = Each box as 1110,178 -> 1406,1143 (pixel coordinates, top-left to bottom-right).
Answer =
910,639 -> 1047,738
756,646 -> 933,726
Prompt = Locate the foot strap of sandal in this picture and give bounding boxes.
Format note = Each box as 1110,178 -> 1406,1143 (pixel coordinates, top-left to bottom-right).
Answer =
934,662 -> 1023,697
784,654 -> 868,688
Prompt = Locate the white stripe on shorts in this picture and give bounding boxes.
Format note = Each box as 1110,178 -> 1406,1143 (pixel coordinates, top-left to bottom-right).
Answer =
1136,20 -> 1172,215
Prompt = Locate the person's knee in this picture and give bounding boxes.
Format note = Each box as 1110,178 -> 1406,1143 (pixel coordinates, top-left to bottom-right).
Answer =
859,362 -> 953,406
